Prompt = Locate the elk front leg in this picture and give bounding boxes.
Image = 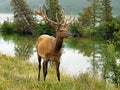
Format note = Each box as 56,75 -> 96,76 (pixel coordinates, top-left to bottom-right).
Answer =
38,54 -> 41,81
56,61 -> 60,81
43,60 -> 48,81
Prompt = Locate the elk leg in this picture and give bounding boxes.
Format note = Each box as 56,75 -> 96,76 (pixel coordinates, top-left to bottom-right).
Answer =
43,60 -> 48,81
56,61 -> 60,81
38,55 -> 41,81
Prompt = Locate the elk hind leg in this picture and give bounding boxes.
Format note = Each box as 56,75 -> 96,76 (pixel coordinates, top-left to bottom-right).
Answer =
38,54 -> 41,81
56,61 -> 60,81
43,60 -> 48,81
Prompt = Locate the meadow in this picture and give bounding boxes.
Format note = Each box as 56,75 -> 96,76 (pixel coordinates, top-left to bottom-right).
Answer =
0,54 -> 119,90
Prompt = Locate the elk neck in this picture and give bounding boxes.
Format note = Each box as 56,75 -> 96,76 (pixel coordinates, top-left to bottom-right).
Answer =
55,36 -> 63,52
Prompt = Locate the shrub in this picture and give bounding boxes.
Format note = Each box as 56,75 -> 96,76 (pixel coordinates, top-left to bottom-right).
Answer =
34,22 -> 55,35
70,21 -> 82,37
0,21 -> 17,34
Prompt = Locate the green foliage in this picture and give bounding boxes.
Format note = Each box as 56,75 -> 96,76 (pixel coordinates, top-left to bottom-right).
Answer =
101,41 -> 120,86
34,22 -> 55,35
0,21 -> 17,33
70,21 -> 82,37
113,16 -> 120,39
97,17 -> 120,39
70,21 -> 96,37
81,27 -> 96,37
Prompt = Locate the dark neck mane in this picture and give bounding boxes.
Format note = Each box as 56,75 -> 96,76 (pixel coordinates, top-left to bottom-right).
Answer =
55,37 -> 63,52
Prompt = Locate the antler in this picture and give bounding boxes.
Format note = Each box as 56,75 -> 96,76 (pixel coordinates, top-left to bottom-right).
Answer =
35,5 -> 74,25
35,6 -> 58,25
64,12 -> 74,25
60,8 -> 74,25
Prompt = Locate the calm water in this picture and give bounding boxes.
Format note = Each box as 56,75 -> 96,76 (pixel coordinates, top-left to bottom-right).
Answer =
0,14 -> 120,85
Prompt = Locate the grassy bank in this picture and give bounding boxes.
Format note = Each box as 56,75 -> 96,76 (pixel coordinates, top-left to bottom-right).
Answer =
0,54 -> 119,90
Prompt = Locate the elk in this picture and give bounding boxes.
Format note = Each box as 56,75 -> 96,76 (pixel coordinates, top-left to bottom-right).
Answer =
35,6 -> 74,81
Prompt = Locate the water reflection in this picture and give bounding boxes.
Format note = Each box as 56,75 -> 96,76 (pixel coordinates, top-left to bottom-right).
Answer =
0,33 -> 15,55
0,34 -> 120,85
14,35 -> 35,60
61,48 -> 90,75
101,42 -> 120,86
64,38 -> 106,75
0,33 -> 36,60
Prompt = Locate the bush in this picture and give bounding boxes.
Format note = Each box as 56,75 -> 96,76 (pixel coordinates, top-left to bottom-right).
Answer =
70,21 -> 96,37
97,18 -> 120,39
70,21 -> 82,37
81,27 -> 96,37
34,22 -> 55,36
0,21 -> 17,34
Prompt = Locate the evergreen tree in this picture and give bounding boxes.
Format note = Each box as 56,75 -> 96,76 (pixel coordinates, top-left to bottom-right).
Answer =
11,0 -> 36,34
87,0 -> 113,26
78,6 -> 93,27
87,0 -> 104,27
102,0 -> 113,23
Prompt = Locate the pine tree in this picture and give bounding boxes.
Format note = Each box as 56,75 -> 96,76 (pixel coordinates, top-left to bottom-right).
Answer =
78,6 -> 93,27
87,0 -> 104,27
11,0 -> 36,34
102,0 -> 113,23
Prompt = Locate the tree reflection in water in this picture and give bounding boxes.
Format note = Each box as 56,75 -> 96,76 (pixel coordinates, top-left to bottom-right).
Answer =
14,35 -> 36,60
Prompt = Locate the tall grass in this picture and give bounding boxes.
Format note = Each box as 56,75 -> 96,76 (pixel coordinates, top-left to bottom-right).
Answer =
0,54 -> 119,90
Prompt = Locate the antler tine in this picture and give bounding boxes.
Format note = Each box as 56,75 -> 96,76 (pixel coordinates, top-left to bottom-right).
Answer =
60,8 -> 66,25
34,5 -> 45,19
66,12 -> 74,25
35,5 -> 58,25
56,13 -> 59,23
61,8 -> 66,18
40,6 -> 46,19
44,10 -> 58,25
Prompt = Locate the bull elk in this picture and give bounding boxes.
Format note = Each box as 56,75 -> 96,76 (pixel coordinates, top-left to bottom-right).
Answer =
35,6 -> 74,81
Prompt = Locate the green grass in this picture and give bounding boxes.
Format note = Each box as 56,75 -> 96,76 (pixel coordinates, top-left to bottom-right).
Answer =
0,54 -> 119,90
